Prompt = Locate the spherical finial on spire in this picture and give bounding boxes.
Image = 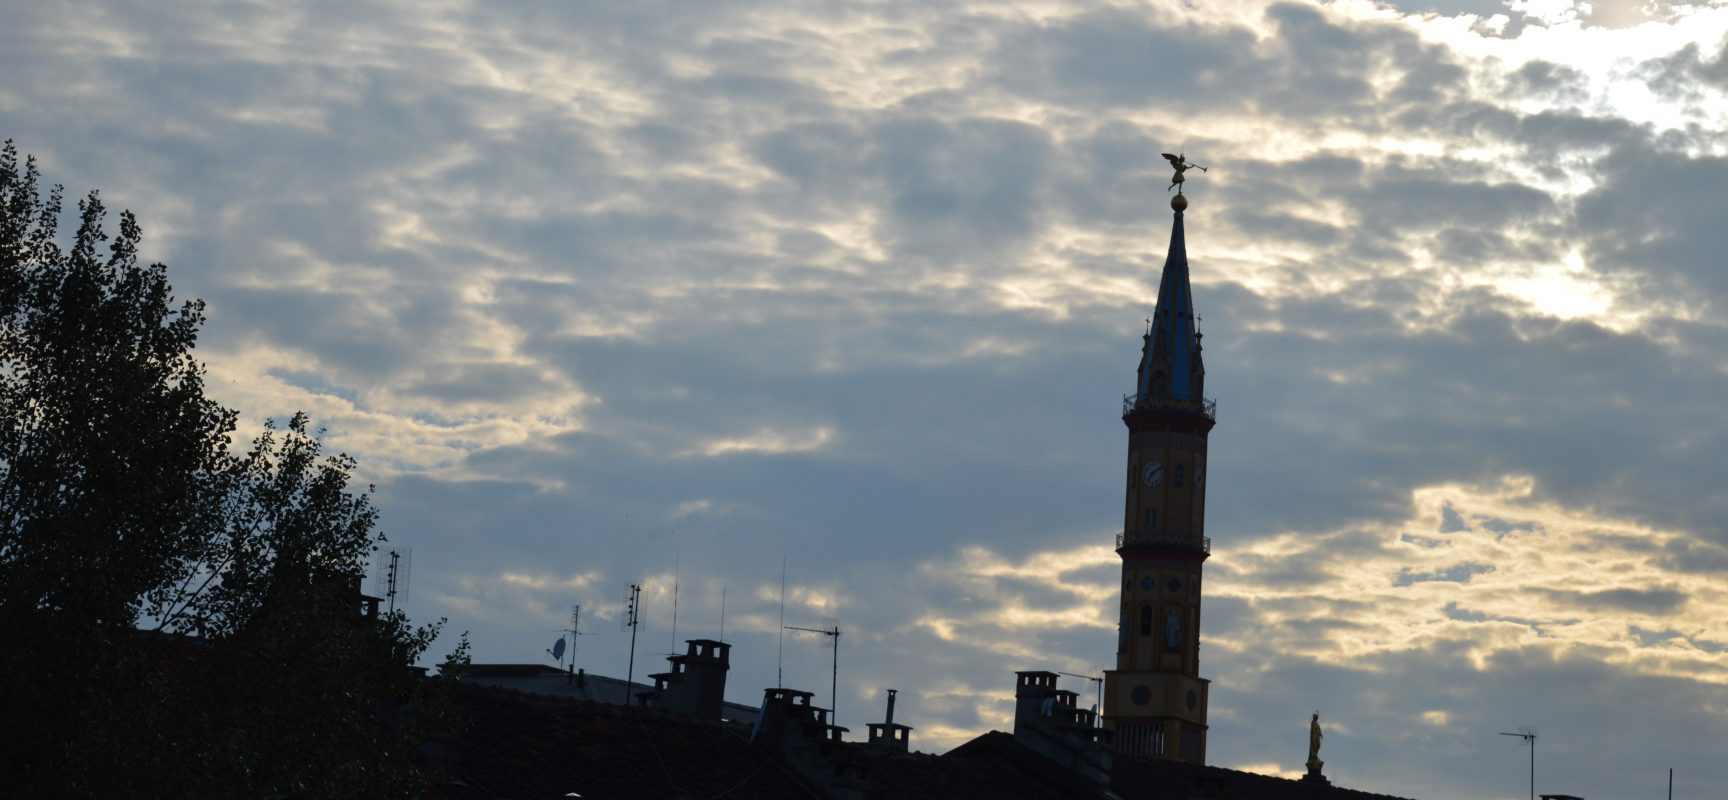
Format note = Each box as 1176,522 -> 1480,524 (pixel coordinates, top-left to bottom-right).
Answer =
1171,193 -> 1188,212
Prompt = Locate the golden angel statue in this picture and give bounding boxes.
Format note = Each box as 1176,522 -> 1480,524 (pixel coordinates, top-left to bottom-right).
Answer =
1163,152 -> 1207,193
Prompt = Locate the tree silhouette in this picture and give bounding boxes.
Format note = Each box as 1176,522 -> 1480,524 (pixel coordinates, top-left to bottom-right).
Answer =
0,140 -> 446,798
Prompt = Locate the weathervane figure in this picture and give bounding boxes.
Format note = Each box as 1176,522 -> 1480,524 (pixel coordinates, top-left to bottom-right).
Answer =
1163,152 -> 1207,193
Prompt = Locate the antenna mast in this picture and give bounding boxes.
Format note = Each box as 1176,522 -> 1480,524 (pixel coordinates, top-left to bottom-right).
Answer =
372,547 -> 413,614
386,550 -> 400,613
777,556 -> 787,688
1057,671 -> 1105,721
568,605 -> 584,681
669,547 -> 680,655
548,604 -> 589,676
1498,726 -> 1537,800
785,619 -> 842,727
623,584 -> 643,706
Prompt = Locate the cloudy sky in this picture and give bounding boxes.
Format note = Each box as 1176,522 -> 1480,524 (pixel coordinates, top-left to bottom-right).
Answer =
7,0 -> 1728,796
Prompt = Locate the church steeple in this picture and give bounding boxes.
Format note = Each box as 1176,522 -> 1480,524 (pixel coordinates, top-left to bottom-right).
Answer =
1133,197 -> 1207,413
1104,187 -> 1215,765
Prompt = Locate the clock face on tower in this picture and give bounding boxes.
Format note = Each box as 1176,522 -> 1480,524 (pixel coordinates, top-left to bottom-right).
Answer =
1105,191 -> 1213,761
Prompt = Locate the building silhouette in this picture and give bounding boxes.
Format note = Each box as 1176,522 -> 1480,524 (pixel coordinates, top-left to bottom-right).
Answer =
430,193 -> 1421,800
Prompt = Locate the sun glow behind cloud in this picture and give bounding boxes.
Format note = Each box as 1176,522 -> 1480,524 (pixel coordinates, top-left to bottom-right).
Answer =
690,425 -> 837,457
149,0 -> 1718,484
8,0 -> 1728,794
1211,475 -> 1728,682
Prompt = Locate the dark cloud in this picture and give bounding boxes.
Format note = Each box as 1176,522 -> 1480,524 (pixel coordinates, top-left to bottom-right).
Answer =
1536,586 -> 1688,614
1474,516 -> 1537,537
1048,123 -> 1186,229
1378,0 -> 1513,16
1394,102 -> 1647,177
989,8 -> 1266,113
1640,37 -> 1728,100
1575,143 -> 1728,306
1232,210 -> 1344,248
1504,59 -> 1592,105
1656,537 -> 1728,574
1351,169 -> 1558,232
875,117 -> 1056,258
754,114 -> 1060,258
987,2 -> 1472,126
1430,227 -> 1556,266
1393,562 -> 1494,586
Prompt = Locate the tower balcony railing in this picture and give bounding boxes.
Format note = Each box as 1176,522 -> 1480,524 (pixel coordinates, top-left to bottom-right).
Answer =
1116,530 -> 1210,553
1122,393 -> 1217,420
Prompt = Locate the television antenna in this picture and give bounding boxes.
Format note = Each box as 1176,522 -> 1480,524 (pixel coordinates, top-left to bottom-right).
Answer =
1057,671 -> 1105,720
668,546 -> 680,656
622,584 -> 643,706
546,605 -> 589,676
785,618 -> 842,727
370,548 -> 413,614
777,557 -> 787,688
1498,725 -> 1537,800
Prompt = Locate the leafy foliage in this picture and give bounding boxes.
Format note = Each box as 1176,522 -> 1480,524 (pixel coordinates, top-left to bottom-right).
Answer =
0,140 -> 448,798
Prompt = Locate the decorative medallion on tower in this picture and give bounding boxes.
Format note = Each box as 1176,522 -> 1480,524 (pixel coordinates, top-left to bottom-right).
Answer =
1102,154 -> 1215,764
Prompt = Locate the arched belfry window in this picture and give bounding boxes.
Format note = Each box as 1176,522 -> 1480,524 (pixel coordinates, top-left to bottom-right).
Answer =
1153,374 -> 1166,398
1174,464 -> 1185,487
1139,605 -> 1153,636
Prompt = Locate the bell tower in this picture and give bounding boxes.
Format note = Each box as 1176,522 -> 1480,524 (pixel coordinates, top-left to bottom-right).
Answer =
1102,190 -> 1214,764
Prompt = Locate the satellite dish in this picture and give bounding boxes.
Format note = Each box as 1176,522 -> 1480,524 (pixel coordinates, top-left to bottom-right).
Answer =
551,637 -> 567,662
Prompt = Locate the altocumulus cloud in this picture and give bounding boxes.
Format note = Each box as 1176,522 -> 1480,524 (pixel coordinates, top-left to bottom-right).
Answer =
4,0 -> 1728,797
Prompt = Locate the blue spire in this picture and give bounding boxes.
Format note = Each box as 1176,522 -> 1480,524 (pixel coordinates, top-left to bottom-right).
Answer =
1134,206 -> 1205,407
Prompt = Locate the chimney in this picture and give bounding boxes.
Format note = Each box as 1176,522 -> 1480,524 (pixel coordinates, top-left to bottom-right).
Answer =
866,689 -> 913,753
753,687 -> 869,799
1012,671 -> 1112,785
1013,671 -> 1060,737
648,639 -> 731,719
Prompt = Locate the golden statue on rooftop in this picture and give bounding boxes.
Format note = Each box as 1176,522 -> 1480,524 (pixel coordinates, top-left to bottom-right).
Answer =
1163,152 -> 1207,194
1306,712 -> 1325,776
